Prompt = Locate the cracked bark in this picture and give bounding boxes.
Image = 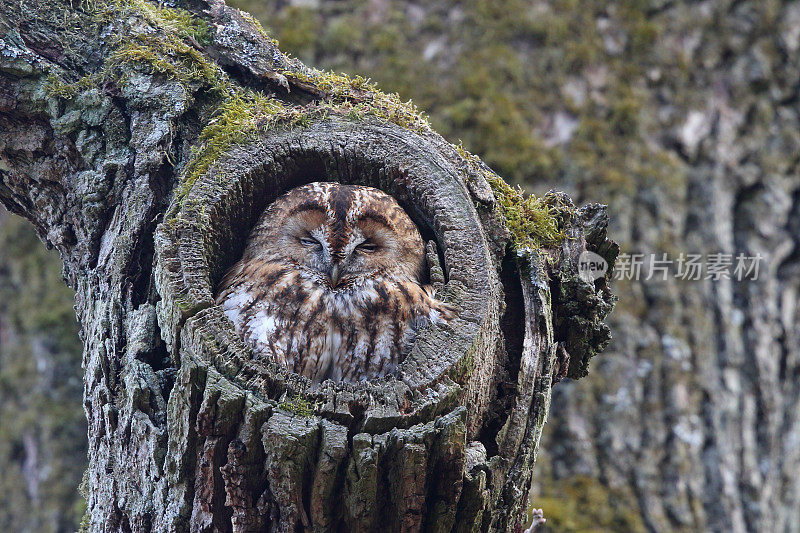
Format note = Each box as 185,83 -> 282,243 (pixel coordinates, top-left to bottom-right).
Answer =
0,1 -> 616,531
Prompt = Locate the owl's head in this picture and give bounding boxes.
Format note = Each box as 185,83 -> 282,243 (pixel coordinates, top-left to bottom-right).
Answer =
248,182 -> 426,289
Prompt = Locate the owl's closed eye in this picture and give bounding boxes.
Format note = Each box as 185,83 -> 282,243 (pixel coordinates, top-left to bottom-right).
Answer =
216,182 -> 454,384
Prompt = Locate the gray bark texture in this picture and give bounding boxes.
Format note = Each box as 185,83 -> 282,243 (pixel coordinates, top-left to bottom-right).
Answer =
530,3 -> 800,532
0,1 -> 615,531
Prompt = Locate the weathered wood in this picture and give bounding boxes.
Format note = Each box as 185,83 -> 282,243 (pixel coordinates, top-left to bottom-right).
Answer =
0,0 -> 617,531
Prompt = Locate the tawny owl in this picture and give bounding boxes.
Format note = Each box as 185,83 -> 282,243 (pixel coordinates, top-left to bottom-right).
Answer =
215,182 -> 454,384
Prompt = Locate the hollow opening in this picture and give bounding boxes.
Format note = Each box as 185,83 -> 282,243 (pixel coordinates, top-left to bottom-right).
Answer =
204,148 -> 456,387
210,151 -> 448,292
159,120 -> 493,398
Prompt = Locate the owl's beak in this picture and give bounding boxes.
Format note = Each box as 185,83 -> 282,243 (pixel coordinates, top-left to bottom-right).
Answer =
329,264 -> 341,287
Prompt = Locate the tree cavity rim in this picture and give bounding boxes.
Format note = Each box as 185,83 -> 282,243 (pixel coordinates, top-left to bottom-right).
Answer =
154,118 -> 502,423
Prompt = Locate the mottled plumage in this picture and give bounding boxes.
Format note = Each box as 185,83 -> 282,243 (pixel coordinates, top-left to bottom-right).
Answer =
216,182 -> 453,383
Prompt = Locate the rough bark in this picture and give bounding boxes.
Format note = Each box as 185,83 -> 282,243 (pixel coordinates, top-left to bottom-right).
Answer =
0,1 -> 616,531
530,3 -> 800,532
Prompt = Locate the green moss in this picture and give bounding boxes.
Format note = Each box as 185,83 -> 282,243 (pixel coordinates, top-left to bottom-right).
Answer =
278,395 -> 314,417
50,0 -> 570,254
86,0 -> 566,244
103,0 -> 226,94
109,34 -> 224,92
47,0 -> 224,103
44,73 -> 101,99
178,91 -> 310,202
176,66 -> 433,205
103,0 -> 212,44
283,69 -> 431,133
487,176 -> 569,250
147,4 -> 212,45
456,143 -> 567,250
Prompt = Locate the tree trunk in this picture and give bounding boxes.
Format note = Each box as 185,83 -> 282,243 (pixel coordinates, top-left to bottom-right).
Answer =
0,1 -> 616,531
528,2 -> 800,532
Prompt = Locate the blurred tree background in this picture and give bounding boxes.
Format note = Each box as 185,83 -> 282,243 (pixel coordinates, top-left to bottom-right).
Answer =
0,207 -> 86,532
2,0 -> 798,531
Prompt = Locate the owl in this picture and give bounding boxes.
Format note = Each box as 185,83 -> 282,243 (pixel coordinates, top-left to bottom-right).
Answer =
215,182 -> 454,384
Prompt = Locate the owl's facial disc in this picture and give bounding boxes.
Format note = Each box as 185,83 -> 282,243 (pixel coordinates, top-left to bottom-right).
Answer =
317,229 -> 389,289
267,183 -> 425,291
332,228 -> 391,288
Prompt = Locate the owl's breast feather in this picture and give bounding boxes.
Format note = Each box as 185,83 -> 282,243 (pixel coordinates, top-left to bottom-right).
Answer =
218,270 -> 452,383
